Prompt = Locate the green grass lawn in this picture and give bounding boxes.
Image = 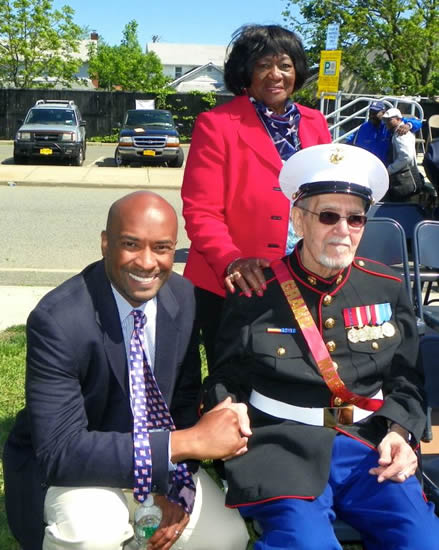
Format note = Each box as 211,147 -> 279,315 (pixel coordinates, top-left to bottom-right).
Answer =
0,325 -> 362,550
0,326 -> 26,549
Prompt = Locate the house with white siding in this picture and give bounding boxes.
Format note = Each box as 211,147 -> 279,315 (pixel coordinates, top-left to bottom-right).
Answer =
146,42 -> 228,92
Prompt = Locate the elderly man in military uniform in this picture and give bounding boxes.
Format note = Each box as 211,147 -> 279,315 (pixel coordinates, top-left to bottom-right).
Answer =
202,143 -> 439,549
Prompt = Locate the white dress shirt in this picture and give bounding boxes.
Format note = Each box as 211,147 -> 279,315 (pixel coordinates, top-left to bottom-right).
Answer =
111,285 -> 157,374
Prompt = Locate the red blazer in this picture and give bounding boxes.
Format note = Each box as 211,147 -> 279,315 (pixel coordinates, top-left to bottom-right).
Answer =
181,95 -> 331,297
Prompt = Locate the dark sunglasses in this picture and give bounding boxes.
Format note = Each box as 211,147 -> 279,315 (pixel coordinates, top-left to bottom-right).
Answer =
298,206 -> 367,228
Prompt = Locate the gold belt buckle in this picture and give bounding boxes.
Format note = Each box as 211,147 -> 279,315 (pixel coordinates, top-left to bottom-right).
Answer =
324,405 -> 354,427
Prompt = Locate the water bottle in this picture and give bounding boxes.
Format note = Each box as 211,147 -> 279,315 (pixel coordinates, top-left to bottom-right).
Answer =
134,494 -> 162,547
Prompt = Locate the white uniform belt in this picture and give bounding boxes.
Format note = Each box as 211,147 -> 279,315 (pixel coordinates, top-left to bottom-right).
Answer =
249,389 -> 383,426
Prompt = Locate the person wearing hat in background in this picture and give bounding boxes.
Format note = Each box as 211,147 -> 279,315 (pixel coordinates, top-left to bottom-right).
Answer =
345,100 -> 422,165
181,24 -> 331,372
382,107 -> 424,202
201,143 -> 439,549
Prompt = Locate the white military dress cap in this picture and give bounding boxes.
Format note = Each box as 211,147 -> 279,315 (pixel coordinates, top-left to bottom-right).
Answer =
279,143 -> 389,208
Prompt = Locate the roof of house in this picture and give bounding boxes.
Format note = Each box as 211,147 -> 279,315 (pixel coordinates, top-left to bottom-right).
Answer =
170,62 -> 223,85
146,42 -> 226,67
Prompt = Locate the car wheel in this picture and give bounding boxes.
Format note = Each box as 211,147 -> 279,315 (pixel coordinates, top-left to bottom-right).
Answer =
114,146 -> 128,167
13,153 -> 26,164
72,146 -> 84,166
168,148 -> 184,168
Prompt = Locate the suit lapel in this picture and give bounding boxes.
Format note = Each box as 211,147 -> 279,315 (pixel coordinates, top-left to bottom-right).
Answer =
154,281 -> 179,404
234,96 -> 282,172
88,263 -> 181,400
90,261 -> 128,395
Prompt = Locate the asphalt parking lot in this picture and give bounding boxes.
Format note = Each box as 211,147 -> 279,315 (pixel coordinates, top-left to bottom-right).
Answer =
0,142 -> 189,188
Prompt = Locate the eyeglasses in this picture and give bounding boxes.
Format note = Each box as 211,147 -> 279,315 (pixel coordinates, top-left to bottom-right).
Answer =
298,206 -> 367,228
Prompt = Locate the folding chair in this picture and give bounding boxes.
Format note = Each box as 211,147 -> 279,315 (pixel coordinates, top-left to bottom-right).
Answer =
413,220 -> 439,330
424,138 -> 439,192
368,202 -> 426,247
357,217 -> 412,302
426,114 -> 439,149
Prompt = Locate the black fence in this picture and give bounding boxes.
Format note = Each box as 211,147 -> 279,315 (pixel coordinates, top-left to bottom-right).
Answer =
0,89 -> 233,140
1,88 -> 438,141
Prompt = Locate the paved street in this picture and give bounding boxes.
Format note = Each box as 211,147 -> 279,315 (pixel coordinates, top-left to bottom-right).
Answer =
0,141 -> 191,330
0,186 -> 189,287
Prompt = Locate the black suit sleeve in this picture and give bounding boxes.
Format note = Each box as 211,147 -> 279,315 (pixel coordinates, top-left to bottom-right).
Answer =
26,307 -> 134,489
202,290 -> 253,411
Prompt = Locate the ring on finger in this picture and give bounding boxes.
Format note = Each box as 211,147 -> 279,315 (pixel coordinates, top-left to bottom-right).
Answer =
231,271 -> 241,280
175,529 -> 181,536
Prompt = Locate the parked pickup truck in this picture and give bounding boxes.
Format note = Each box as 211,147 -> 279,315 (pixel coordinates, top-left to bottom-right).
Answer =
114,109 -> 184,168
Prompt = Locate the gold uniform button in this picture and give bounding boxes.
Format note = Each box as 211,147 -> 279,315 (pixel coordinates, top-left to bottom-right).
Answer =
323,295 -> 333,306
332,361 -> 339,371
358,260 -> 365,267
371,341 -> 379,350
336,274 -> 343,285
334,396 -> 343,406
277,347 -> 286,357
307,276 -> 317,286
326,341 -> 336,352
324,318 -> 335,329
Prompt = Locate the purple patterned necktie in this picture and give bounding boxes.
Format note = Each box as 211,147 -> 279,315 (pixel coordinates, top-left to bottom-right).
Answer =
129,310 -> 196,513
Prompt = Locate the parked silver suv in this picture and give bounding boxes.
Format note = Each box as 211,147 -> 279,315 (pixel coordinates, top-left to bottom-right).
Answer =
14,99 -> 86,166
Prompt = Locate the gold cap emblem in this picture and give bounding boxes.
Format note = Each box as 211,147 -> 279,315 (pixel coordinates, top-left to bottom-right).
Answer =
329,147 -> 344,164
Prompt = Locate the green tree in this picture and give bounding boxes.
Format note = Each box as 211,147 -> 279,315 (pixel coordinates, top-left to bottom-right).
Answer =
282,0 -> 439,96
0,0 -> 84,88
88,20 -> 169,92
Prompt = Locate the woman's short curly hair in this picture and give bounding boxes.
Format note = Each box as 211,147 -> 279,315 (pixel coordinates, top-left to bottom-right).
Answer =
224,24 -> 309,96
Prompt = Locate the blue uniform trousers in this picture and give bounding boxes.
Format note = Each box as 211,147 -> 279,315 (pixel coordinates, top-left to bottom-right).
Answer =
239,434 -> 439,549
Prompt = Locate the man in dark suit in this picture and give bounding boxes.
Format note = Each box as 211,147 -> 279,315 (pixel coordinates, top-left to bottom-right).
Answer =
3,191 -> 250,550
204,144 -> 439,549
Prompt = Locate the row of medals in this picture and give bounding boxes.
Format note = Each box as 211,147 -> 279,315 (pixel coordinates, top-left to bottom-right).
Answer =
347,321 -> 396,343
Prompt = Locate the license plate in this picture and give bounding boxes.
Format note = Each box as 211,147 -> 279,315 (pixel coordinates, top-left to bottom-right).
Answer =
40,148 -> 52,155
143,150 -> 156,157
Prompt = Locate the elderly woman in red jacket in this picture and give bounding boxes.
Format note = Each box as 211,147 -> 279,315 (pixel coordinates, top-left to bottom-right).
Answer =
182,24 -> 331,367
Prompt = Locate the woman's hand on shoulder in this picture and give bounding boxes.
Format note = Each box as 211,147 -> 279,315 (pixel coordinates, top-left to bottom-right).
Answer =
224,256 -> 270,297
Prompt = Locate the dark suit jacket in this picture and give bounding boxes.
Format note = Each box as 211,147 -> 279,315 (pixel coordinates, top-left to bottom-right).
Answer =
203,248 -> 425,507
3,260 -> 201,550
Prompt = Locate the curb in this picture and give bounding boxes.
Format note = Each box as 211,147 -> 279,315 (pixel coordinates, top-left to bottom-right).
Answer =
0,180 -> 182,190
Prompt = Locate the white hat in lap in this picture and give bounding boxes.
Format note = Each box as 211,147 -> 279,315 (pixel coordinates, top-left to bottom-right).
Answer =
279,143 -> 389,210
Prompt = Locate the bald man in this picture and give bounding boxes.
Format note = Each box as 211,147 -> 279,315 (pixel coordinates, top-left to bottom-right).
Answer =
3,191 -> 249,550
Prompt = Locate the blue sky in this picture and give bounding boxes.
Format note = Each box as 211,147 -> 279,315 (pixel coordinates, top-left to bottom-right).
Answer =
53,0 -> 299,47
